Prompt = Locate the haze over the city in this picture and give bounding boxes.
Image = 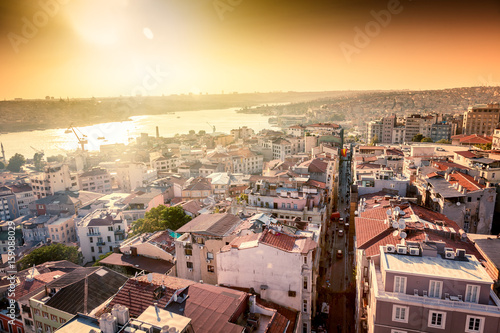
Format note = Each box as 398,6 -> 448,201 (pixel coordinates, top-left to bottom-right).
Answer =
1,0 -> 500,100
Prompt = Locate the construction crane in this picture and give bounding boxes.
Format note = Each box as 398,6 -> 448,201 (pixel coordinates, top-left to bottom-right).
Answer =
68,125 -> 88,151
206,122 -> 216,133
30,146 -> 45,158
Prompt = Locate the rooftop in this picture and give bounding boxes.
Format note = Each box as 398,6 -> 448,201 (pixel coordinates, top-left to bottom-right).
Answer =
99,253 -> 174,274
176,213 -> 241,236
381,249 -> 493,284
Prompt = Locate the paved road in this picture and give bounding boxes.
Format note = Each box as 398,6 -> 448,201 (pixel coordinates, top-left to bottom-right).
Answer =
316,154 -> 355,333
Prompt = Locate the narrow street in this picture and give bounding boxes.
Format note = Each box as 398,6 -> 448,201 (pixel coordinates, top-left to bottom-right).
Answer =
315,150 -> 355,333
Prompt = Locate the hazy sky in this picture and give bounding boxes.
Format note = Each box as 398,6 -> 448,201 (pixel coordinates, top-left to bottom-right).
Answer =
1,0 -> 500,99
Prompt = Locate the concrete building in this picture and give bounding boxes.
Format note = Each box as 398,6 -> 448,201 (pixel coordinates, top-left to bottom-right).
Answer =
231,126 -> 254,141
463,103 -> 500,136
0,186 -> 20,221
365,245 -> 500,333
120,190 -> 164,224
47,215 -> 76,244
77,167 -> 112,194
150,154 -> 180,173
493,126 -> 500,150
367,120 -> 383,144
116,163 -> 157,193
430,122 -> 452,142
181,177 -> 213,203
76,209 -> 128,264
391,126 -> 405,144
8,184 -> 35,216
356,168 -> 408,197
29,163 -> 78,199
174,213 -> 242,285
217,229 -> 317,332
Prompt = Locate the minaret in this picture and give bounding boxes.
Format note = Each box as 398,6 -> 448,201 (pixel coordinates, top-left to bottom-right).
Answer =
1,143 -> 5,164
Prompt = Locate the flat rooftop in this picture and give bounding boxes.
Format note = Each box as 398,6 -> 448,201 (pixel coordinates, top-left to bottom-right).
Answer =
136,305 -> 191,331
381,250 -> 493,284
467,234 -> 500,270
56,315 -> 99,333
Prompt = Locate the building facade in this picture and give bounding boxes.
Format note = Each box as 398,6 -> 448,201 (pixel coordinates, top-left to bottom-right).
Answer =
463,103 -> 500,136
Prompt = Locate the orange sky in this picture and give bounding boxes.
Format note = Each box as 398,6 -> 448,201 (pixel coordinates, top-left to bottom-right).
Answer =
1,0 -> 500,99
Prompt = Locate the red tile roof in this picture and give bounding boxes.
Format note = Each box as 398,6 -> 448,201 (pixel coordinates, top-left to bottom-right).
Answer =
259,228 -> 316,254
99,253 -> 174,274
459,134 -> 493,145
455,150 -> 478,159
13,271 -> 66,300
448,171 -> 485,192
103,274 -> 194,318
432,161 -> 470,171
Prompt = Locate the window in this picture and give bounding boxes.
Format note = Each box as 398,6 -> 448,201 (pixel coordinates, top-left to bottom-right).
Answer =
293,204 -> 298,209
302,299 -> 308,313
44,324 -> 51,333
89,237 -> 93,243
282,203 -> 286,208
465,315 -> 484,332
303,256 -> 307,265
428,311 -> 446,329
186,262 -> 193,269
51,314 -> 58,322
207,265 -> 215,272
207,252 -> 214,260
393,276 -> 407,294
42,311 -> 48,319
91,246 -> 95,252
465,285 -> 480,303
303,276 -> 308,289
429,280 -> 442,298
392,305 -> 408,323
184,244 -> 193,256
302,323 -> 308,333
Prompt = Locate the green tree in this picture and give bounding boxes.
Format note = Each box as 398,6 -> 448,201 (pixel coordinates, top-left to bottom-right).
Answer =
130,205 -> 192,235
436,139 -> 450,144
370,134 -> 379,146
475,143 -> 492,150
18,243 -> 80,270
47,154 -> 65,163
33,152 -> 45,171
412,134 -> 424,142
421,137 -> 433,143
7,153 -> 26,172
93,251 -> 113,266
0,161 -> 4,169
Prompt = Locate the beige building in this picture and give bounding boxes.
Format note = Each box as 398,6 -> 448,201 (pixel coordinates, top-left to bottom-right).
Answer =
174,213 -> 242,285
77,167 -> 112,194
29,163 -> 78,199
48,215 -> 76,243
463,103 -> 500,136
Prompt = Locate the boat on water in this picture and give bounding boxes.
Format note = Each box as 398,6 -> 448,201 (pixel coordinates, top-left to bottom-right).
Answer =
97,136 -> 105,140
64,129 -> 72,133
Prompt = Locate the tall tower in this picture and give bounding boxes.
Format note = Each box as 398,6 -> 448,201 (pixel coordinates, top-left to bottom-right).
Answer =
1,143 -> 5,164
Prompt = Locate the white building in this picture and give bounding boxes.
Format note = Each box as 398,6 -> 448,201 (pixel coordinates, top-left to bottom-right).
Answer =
76,209 -> 128,264
217,229 -> 317,333
116,163 -> 157,192
9,184 -> 36,216
77,167 -> 112,194
29,163 -> 78,199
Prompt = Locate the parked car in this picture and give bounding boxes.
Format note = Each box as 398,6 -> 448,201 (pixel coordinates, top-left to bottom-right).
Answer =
337,249 -> 343,258
339,218 -> 344,225
344,222 -> 349,229
338,229 -> 344,237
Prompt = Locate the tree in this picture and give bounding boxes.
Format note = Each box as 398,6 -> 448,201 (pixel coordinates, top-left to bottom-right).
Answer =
33,152 -> 44,171
436,139 -> 450,144
412,134 -> 424,142
93,251 -> 113,266
475,143 -> 492,150
7,153 -> 26,172
370,135 -> 379,146
421,137 -> 433,143
18,243 -> 81,270
198,130 -> 206,136
0,161 -> 4,169
130,205 -> 192,235
47,154 -> 64,163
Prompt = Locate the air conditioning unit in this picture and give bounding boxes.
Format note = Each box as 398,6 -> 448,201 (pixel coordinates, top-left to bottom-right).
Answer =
444,247 -> 453,253
445,250 -> 455,260
396,244 -> 407,254
409,248 -> 420,256
188,268 -> 193,272
206,259 -> 212,263
199,244 -> 204,249
386,244 -> 396,253
186,256 -> 191,260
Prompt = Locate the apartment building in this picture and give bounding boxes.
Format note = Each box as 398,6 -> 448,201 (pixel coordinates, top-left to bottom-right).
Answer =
392,126 -> 405,144
367,121 -> 383,144
174,213 -> 242,285
463,103 -> 500,136
0,186 -> 19,221
150,154 -> 180,173
181,177 -> 213,203
77,167 -> 112,194
116,163 -> 157,193
217,228 -> 317,332
430,122 -> 452,142
76,209 -> 128,264
9,184 -> 35,216
493,126 -> 500,150
365,245 -> 500,333
231,126 -> 255,140
29,163 -> 78,199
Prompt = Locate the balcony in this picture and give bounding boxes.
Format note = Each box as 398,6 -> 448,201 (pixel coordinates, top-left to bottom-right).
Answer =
372,264 -> 500,315
87,231 -> 101,236
114,229 -> 125,235
97,241 -> 106,246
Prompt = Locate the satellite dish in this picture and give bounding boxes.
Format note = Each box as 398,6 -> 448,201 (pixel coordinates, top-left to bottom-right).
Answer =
392,222 -> 399,229
432,197 -> 438,202
147,273 -> 153,283
395,206 -> 401,212
399,231 -> 407,239
386,209 -> 392,216
400,211 -> 405,216
456,202 -> 461,206
399,221 -> 406,229
392,230 -> 399,237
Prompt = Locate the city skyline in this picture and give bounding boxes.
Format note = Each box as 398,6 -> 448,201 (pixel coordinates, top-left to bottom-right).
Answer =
1,0 -> 500,100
